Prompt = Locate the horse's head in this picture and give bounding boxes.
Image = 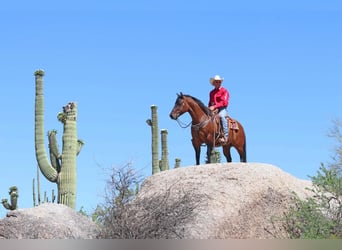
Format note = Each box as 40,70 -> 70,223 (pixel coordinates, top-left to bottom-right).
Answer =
169,92 -> 188,120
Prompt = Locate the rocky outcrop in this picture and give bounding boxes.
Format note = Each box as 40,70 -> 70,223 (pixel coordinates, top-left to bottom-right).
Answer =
0,203 -> 100,239
130,162 -> 313,239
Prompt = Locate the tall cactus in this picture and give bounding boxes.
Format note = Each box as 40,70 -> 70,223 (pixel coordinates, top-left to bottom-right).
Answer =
160,129 -> 169,171
34,69 -> 83,209
146,105 -> 159,175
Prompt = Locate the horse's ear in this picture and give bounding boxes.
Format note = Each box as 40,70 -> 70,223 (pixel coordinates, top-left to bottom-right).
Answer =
177,92 -> 183,97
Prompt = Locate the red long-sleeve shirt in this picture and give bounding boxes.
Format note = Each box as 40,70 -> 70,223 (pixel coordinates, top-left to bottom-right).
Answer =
208,86 -> 229,109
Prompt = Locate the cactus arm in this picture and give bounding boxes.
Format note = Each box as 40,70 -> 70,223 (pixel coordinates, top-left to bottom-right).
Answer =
1,199 -> 11,210
48,130 -> 61,172
48,130 -> 61,158
34,70 -> 58,182
76,139 -> 84,156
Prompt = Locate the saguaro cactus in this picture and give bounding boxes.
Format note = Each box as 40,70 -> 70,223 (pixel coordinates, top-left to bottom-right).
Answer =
174,158 -> 181,168
34,69 -> 83,209
146,105 -> 159,175
209,149 -> 221,163
1,186 -> 18,210
160,129 -> 169,171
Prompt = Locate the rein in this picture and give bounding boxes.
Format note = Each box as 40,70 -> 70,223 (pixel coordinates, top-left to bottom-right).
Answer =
176,118 -> 192,128
176,116 -> 212,130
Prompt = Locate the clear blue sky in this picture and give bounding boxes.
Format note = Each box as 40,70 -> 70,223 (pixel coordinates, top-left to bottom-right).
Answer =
0,1 -> 341,217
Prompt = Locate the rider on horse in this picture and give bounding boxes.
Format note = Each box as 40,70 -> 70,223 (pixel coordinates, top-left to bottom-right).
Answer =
208,74 -> 230,144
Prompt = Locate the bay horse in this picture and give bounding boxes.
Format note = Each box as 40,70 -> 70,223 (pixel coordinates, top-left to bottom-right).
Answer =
169,92 -> 247,165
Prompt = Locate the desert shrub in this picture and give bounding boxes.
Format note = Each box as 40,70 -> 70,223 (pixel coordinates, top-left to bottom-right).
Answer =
280,119 -> 342,239
95,163 -> 203,238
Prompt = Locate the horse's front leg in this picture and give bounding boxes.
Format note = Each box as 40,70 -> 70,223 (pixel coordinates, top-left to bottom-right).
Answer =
206,144 -> 213,164
192,139 -> 201,165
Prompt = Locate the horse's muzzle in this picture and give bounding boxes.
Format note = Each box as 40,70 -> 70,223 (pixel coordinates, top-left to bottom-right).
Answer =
169,113 -> 178,120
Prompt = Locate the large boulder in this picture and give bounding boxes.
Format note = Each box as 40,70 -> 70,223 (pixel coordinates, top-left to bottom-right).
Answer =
128,162 -> 313,239
0,203 -> 100,239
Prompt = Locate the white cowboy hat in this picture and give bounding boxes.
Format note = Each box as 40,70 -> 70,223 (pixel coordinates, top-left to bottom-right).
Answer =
209,75 -> 224,84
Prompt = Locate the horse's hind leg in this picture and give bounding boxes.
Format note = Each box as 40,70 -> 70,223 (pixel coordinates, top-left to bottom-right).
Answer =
239,150 -> 247,163
223,145 -> 232,163
236,145 -> 247,163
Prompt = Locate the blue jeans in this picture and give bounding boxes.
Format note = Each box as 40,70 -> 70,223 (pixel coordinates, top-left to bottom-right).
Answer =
218,108 -> 228,137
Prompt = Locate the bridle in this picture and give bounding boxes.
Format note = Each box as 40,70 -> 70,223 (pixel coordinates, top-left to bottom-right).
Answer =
173,98 -> 220,148
175,118 -> 192,128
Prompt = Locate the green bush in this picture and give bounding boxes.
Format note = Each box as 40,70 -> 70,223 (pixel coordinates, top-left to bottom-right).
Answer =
283,170 -> 337,238
282,119 -> 342,239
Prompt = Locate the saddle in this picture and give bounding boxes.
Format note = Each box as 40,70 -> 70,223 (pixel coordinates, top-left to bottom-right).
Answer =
227,116 -> 239,130
212,112 -> 239,138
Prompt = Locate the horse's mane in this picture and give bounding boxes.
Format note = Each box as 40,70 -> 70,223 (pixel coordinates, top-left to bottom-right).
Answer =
183,94 -> 212,116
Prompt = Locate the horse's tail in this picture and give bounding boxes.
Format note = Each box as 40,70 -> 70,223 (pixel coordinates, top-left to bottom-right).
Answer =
243,133 -> 247,162
238,120 -> 247,163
